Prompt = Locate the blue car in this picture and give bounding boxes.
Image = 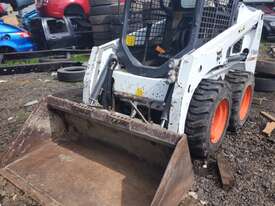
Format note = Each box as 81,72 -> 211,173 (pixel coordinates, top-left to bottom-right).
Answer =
0,19 -> 36,53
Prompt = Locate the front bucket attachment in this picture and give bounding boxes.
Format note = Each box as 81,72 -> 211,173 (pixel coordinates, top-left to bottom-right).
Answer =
0,92 -> 193,206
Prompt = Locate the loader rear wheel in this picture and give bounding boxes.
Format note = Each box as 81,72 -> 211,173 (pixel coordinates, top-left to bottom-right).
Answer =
226,71 -> 254,131
185,80 -> 232,158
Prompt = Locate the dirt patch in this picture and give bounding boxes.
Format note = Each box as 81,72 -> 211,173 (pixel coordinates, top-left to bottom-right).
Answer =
0,73 -> 82,205
0,177 -> 38,206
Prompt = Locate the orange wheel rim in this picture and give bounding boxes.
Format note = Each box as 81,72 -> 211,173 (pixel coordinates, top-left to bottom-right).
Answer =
210,99 -> 229,144
239,86 -> 252,121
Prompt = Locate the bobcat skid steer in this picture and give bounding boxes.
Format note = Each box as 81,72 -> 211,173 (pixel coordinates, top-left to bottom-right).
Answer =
0,0 -> 263,206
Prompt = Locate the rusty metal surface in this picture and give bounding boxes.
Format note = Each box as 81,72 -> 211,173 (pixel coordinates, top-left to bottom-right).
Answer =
151,137 -> 194,206
1,140 -> 162,206
47,95 -> 181,147
0,94 -> 193,206
0,100 -> 52,167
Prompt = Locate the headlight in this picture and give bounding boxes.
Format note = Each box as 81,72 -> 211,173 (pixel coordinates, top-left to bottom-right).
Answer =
270,22 -> 275,27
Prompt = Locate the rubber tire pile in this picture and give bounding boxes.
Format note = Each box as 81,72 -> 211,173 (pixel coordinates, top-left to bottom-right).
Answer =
57,66 -> 87,82
89,0 -> 124,46
255,60 -> 275,92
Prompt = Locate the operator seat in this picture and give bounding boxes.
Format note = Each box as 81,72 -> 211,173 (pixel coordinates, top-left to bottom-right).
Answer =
161,0 -> 197,55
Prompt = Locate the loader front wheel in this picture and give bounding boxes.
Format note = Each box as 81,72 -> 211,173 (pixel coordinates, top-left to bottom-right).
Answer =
185,80 -> 232,158
226,71 -> 254,131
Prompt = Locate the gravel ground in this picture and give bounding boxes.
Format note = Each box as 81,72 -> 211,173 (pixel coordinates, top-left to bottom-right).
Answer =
192,91 -> 275,206
0,72 -> 274,206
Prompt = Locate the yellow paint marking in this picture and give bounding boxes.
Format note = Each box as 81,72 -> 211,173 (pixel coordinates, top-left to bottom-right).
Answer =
135,88 -> 144,97
126,35 -> 136,46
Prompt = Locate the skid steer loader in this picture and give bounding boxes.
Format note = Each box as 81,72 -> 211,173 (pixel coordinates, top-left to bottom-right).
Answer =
0,0 -> 263,206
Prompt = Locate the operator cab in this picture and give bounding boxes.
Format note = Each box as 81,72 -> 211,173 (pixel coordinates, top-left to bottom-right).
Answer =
117,0 -> 239,77
124,0 -> 196,63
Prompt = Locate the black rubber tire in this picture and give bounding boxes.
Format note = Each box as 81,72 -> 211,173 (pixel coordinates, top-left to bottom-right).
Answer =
111,15 -> 123,25
92,25 -> 121,33
109,24 -> 123,32
256,60 -> 275,77
226,71 -> 255,131
90,4 -> 124,16
261,26 -> 268,40
185,80 -> 232,158
92,32 -> 113,40
57,66 -> 86,82
92,24 -> 111,32
255,74 -> 275,92
90,0 -> 113,6
64,4 -> 84,16
89,14 -> 122,25
89,15 -> 112,25
92,27 -> 120,45
89,4 -> 123,45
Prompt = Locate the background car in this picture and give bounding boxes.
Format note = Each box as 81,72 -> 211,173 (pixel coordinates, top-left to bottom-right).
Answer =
0,0 -> 34,11
35,0 -> 125,46
0,19 -> 35,53
0,3 -> 5,16
28,16 -> 93,49
244,0 -> 275,40
36,0 -> 125,18
263,14 -> 275,40
22,9 -> 39,29
36,0 -> 91,18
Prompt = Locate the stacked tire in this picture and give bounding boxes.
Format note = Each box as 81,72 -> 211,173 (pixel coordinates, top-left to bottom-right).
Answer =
89,0 -> 124,46
255,60 -> 275,92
